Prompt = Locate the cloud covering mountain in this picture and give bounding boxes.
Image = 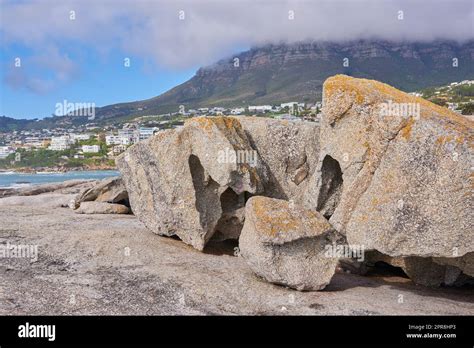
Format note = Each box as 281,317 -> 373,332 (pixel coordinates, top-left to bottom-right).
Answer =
2,0 -> 473,72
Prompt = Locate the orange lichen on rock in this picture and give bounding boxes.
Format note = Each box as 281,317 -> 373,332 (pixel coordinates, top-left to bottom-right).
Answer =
323,75 -> 473,133
250,197 -> 332,241
251,197 -> 298,236
400,117 -> 416,140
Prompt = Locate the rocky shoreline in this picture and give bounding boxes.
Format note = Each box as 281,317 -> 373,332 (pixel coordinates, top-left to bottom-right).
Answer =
1,75 -> 472,315
0,165 -> 117,174
0,179 -> 97,198
112,75 -> 473,290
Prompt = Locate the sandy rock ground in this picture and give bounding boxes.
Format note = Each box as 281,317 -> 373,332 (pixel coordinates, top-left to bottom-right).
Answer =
0,192 -> 473,315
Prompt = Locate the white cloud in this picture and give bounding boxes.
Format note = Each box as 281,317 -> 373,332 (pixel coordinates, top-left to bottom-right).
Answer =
4,45 -> 78,93
1,0 -> 473,74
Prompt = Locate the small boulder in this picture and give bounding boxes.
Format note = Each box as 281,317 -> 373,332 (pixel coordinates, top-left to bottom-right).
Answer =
70,176 -> 128,210
75,201 -> 130,214
239,196 -> 344,291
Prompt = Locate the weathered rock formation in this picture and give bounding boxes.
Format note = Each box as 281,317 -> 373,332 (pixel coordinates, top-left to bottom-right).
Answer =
116,75 -> 473,288
117,117 -> 263,250
117,117 -> 317,250
237,117 -> 319,204
239,196 -> 344,290
313,75 -> 473,285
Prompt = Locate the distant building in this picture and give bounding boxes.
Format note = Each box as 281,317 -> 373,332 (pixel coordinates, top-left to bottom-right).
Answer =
0,146 -> 14,159
70,133 -> 91,141
105,135 -> 122,146
248,105 -> 272,113
49,136 -> 71,151
230,107 -> 245,115
138,127 -> 158,141
280,102 -> 304,115
280,102 -> 298,109
112,144 -> 127,155
106,128 -> 138,145
24,136 -> 50,148
118,128 -> 137,144
82,145 -> 100,153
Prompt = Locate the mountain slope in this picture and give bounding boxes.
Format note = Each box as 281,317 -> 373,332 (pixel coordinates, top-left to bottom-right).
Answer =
3,40 -> 474,130
93,40 -> 474,120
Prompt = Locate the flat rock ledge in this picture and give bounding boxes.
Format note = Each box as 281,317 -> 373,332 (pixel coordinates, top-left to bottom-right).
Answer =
0,179 -> 96,198
75,201 -> 130,215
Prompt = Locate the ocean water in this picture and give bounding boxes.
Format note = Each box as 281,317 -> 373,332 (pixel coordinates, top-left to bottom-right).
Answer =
0,170 -> 120,188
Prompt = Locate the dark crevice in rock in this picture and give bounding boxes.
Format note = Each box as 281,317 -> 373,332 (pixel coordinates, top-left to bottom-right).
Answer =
316,155 -> 343,219
220,187 -> 245,213
242,130 -> 289,200
371,261 -> 409,278
189,155 -> 249,243
116,198 -> 131,208
203,239 -> 239,256
188,154 -> 221,233
212,187 -> 248,241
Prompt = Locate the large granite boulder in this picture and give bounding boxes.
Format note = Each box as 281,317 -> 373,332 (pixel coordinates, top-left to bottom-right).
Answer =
238,117 -> 319,204
117,117 -> 318,251
239,196 -> 344,291
313,75 -> 473,261
117,117 -> 266,250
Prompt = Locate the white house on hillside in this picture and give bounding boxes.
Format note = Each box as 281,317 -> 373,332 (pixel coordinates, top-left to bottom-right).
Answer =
82,145 -> 100,153
0,146 -> 14,159
49,136 -> 72,151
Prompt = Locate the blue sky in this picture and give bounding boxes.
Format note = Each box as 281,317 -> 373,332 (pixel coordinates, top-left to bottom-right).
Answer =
0,45 -> 198,119
1,0 -> 472,120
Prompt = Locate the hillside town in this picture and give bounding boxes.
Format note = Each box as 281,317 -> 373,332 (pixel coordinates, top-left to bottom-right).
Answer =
1,86 -> 472,170
0,101 -> 322,170
411,79 -> 474,114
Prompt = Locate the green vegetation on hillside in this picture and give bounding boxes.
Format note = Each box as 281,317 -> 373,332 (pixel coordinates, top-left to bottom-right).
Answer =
419,82 -> 474,113
0,139 -> 114,170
